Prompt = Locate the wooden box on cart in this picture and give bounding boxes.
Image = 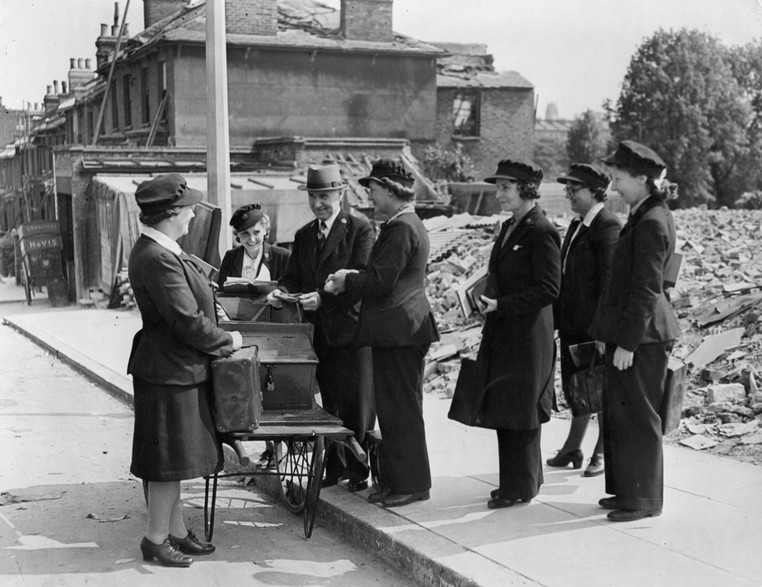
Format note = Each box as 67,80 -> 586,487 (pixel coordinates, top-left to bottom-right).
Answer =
220,321 -> 317,410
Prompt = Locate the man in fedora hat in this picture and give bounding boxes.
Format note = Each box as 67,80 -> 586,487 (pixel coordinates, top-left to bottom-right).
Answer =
266,163 -> 375,491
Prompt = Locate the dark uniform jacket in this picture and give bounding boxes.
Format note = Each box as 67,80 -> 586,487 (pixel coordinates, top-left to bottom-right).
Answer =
127,235 -> 235,386
591,196 -> 680,350
475,205 -> 561,430
555,207 -> 621,337
344,210 -> 439,348
279,210 -> 373,347
217,242 -> 291,289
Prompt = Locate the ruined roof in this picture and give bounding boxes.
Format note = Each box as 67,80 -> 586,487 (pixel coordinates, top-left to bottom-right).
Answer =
117,0 -> 445,62
434,44 -> 533,90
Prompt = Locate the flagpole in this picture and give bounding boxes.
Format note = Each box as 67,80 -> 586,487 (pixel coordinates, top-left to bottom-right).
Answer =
206,0 -> 232,255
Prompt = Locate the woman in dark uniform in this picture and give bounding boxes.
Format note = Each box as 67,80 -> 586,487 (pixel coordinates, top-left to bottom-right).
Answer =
128,174 -> 243,566
326,159 -> 439,508
217,204 -> 290,291
474,159 -> 561,509
594,140 -> 680,522
548,164 -> 621,477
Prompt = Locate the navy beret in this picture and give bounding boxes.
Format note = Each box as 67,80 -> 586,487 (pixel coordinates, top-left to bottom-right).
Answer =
601,140 -> 666,179
359,159 -> 414,188
557,163 -> 610,190
484,159 -> 543,186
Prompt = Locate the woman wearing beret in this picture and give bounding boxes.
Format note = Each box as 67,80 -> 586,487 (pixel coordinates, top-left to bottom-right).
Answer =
326,159 -> 439,508
217,204 -> 291,291
593,140 -> 680,522
548,164 -> 621,477
128,174 -> 243,566
473,159 -> 561,509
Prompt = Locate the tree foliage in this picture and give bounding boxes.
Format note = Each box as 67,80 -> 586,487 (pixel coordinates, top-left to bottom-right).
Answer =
566,110 -> 612,164
612,29 -> 758,208
421,142 -> 476,182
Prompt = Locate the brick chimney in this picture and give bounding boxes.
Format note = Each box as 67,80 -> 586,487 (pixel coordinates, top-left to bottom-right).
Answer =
43,84 -> 60,113
226,0 -> 278,36
68,58 -> 95,91
341,0 -> 393,42
144,0 -> 187,28
96,4 -> 128,68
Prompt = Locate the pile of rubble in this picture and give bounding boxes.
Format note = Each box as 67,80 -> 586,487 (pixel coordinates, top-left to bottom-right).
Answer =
423,208 -> 762,465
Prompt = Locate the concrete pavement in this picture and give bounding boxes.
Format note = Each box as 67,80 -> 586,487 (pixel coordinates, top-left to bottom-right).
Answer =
3,281 -> 762,586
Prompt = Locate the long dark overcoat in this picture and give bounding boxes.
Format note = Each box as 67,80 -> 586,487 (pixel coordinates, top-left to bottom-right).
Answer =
474,205 -> 561,430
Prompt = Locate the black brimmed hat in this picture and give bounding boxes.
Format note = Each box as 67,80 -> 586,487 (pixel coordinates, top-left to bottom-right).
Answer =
557,164 -> 610,190
484,159 -> 543,186
135,174 -> 204,215
601,140 -> 666,179
358,159 -> 414,188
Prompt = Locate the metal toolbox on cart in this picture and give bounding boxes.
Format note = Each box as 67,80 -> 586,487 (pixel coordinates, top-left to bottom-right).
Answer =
211,346 -> 262,432
220,322 -> 317,410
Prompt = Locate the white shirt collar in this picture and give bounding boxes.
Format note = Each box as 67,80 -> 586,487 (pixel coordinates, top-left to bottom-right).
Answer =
630,195 -> 650,216
321,207 -> 341,233
141,226 -> 182,256
580,202 -> 604,227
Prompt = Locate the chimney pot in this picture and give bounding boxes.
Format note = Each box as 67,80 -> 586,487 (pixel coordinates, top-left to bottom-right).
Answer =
70,58 -> 76,69
85,58 -> 92,69
100,23 -> 108,36
53,80 -> 59,93
62,81 -> 67,93
46,85 -> 52,96
78,58 -> 84,69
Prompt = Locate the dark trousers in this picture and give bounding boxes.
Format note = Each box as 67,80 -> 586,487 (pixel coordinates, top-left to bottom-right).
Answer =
603,341 -> 673,510
373,344 -> 432,495
315,332 -> 375,482
496,428 -> 543,500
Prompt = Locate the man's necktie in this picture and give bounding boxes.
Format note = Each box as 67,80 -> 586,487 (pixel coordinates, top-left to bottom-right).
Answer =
317,221 -> 327,250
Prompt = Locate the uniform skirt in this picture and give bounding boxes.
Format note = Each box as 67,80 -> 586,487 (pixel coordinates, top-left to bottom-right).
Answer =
130,378 -> 223,482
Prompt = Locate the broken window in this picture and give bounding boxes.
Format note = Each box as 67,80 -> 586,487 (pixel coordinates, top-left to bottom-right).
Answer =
453,91 -> 480,137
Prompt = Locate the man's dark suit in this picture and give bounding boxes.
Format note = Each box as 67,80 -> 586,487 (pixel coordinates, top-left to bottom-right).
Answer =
278,210 -> 374,482
345,210 -> 439,495
217,242 -> 291,289
592,196 -> 680,511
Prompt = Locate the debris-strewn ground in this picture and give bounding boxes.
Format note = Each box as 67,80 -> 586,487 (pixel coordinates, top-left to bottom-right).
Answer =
424,208 -> 762,466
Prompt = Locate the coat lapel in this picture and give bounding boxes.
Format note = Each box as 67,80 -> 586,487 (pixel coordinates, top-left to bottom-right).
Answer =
317,213 -> 348,268
499,206 -> 538,258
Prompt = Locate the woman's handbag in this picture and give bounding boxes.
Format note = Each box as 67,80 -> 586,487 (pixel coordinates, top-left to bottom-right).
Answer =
448,358 -> 483,426
568,353 -> 605,418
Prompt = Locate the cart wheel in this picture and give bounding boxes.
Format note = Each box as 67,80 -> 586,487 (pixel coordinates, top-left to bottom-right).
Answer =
303,435 -> 326,539
274,437 -> 324,514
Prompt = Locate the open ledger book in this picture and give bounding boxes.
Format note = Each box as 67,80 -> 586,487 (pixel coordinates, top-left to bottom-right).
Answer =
222,277 -> 278,295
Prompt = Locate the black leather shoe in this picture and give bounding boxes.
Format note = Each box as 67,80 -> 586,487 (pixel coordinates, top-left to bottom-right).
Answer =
347,479 -> 368,493
322,476 -> 339,488
381,490 -> 430,508
140,537 -> 193,567
368,487 -> 391,504
584,454 -> 604,477
546,449 -> 584,469
169,530 -> 215,556
488,491 -> 531,507
607,508 -> 662,522
598,496 -> 619,510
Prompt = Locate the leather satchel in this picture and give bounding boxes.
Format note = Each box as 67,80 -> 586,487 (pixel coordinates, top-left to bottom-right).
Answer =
448,358 -> 483,426
568,354 -> 604,418
661,357 -> 686,434
211,346 -> 263,432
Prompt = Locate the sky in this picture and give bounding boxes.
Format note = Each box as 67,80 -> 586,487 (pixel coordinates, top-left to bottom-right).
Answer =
1,0 -> 761,118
